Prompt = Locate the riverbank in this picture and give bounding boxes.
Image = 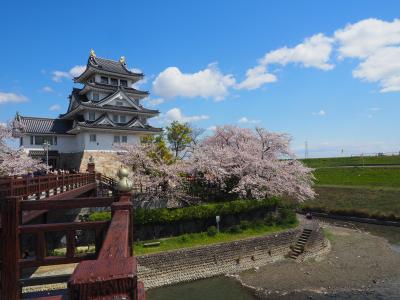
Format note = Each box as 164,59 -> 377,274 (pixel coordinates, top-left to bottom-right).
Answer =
137,222 -> 328,289
237,224 -> 400,298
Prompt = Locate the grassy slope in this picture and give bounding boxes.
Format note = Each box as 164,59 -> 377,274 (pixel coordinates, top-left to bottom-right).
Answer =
303,186 -> 400,218
302,155 -> 400,168
134,222 -> 297,255
303,156 -> 400,220
314,167 -> 400,188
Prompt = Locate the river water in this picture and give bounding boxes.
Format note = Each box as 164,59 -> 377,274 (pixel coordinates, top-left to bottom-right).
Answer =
147,219 -> 400,300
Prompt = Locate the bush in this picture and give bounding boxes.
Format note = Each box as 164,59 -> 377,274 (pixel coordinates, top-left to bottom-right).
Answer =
264,214 -> 277,226
239,220 -> 251,230
207,226 -> 218,237
277,207 -> 297,225
89,198 -> 279,225
229,224 -> 243,234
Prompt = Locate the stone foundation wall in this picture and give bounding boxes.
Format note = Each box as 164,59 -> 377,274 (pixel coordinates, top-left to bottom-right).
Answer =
59,151 -> 122,178
137,227 -> 328,289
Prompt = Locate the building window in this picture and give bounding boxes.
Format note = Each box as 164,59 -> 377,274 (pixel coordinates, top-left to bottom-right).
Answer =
113,115 -> 119,123
54,136 -> 57,145
93,92 -> 99,101
122,136 -> 128,143
120,79 -> 127,87
88,111 -> 96,121
30,136 -> 33,145
111,78 -> 118,86
113,135 -> 120,143
120,115 -> 126,123
20,137 -> 23,146
34,136 -> 53,145
101,76 -> 109,84
116,101 -> 123,106
89,134 -> 96,142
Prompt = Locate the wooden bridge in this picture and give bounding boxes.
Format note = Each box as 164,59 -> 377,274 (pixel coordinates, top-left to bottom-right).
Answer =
0,161 -> 146,300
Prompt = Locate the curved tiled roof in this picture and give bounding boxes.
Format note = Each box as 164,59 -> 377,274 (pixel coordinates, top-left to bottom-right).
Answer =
84,82 -> 149,95
18,116 -> 73,134
89,56 -> 143,77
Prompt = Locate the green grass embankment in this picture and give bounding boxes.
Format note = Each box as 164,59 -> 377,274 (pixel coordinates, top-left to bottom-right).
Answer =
314,167 -> 400,188
302,155 -> 400,168
134,220 -> 298,255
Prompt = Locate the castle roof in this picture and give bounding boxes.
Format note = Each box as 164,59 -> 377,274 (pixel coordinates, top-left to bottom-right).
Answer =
18,116 -> 74,135
74,54 -> 143,83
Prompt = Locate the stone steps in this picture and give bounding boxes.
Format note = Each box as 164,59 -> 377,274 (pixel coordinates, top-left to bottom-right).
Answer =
289,228 -> 313,259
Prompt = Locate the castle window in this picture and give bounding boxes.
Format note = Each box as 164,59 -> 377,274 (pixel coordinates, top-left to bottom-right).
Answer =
88,112 -> 96,121
122,136 -> 128,143
120,115 -> 126,123
93,92 -> 99,101
120,79 -> 127,87
116,101 -> 123,106
101,76 -> 109,84
54,136 -> 57,145
30,136 -> 33,145
113,115 -> 119,123
89,134 -> 96,142
111,78 -> 118,86
20,137 -> 23,146
113,135 -> 120,143
34,136 -> 53,145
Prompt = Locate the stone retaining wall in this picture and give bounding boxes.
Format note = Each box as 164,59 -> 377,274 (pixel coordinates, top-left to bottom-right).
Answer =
137,226 -> 328,289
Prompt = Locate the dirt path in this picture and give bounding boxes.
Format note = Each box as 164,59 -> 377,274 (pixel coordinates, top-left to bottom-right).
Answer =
237,224 -> 400,298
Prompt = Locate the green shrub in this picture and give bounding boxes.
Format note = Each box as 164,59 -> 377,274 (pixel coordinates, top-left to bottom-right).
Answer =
239,220 -> 251,230
277,207 -> 297,225
89,198 -> 279,225
207,226 -> 218,237
229,224 -> 242,234
264,214 -> 277,226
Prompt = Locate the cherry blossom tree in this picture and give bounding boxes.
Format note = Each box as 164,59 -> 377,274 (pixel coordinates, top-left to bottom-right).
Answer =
115,137 -> 192,208
0,120 -> 46,176
187,125 -> 315,202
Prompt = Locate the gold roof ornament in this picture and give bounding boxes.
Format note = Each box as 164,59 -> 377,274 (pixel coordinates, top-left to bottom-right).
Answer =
90,49 -> 96,58
88,155 -> 94,164
119,56 -> 126,64
116,166 -> 133,192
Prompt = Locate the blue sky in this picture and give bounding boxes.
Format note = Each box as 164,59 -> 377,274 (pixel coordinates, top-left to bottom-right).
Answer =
1,0 -> 400,157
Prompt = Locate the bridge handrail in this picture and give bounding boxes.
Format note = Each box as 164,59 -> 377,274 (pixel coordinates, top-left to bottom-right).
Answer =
0,172 -> 96,197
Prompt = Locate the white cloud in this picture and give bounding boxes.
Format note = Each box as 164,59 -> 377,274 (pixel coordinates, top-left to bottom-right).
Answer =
52,65 -> 86,82
261,33 -> 335,70
238,33 -> 334,91
130,68 -> 142,73
142,98 -> 165,107
235,65 -> 277,90
334,18 -> 400,93
165,108 -> 209,123
152,63 -> 235,101
207,125 -> 217,131
132,77 -> 148,89
335,18 -> 400,59
49,104 -> 61,111
352,47 -> 400,92
312,110 -> 326,116
42,86 -> 54,93
238,116 -> 260,124
0,92 -> 28,104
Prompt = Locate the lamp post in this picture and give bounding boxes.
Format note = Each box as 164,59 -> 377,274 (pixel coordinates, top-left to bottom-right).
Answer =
43,141 -> 50,170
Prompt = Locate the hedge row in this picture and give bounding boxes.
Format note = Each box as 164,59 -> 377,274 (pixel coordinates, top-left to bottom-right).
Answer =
89,198 -> 279,225
301,204 -> 400,222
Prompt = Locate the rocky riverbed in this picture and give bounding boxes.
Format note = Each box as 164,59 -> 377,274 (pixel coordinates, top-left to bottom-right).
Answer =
236,224 -> 400,299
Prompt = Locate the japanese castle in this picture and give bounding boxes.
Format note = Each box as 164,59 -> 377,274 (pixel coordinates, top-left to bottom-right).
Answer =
16,50 -> 161,173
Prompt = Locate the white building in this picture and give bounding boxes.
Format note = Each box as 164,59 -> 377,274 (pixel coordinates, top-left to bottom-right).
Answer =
16,50 -> 161,171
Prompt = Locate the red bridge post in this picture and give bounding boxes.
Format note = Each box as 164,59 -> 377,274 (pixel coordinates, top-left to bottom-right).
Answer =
1,196 -> 21,300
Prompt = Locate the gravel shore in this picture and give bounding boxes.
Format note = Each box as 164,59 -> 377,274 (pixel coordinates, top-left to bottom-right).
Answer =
237,224 -> 400,298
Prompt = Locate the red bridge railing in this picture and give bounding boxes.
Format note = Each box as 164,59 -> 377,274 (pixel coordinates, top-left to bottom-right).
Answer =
0,164 -> 146,300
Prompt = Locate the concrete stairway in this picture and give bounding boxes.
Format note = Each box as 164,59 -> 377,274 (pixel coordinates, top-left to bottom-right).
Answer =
289,228 -> 312,259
